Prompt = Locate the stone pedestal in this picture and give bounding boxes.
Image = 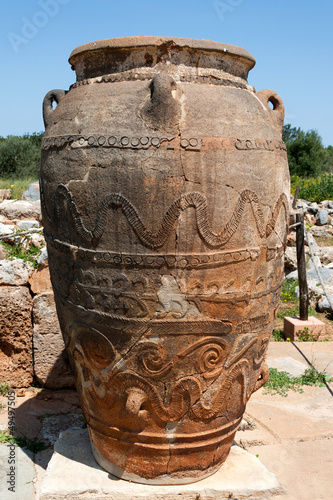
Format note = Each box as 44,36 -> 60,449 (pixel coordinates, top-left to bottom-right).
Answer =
39,428 -> 283,500
283,316 -> 326,341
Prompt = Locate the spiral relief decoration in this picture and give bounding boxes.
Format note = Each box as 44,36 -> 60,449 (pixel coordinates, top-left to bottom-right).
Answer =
136,337 -> 230,379
197,342 -> 229,379
138,342 -> 170,377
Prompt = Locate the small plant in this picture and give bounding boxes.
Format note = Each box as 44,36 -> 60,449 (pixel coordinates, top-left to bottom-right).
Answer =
277,279 -> 300,319
271,329 -> 284,342
277,279 -> 316,319
297,327 -> 317,342
263,368 -> 304,397
0,430 -> 15,444
1,235 -> 43,269
0,430 -> 46,452
300,367 -> 332,386
0,382 -> 10,396
15,434 -> 47,453
263,367 -> 333,397
0,177 -> 36,200
280,279 -> 299,303
297,173 -> 333,203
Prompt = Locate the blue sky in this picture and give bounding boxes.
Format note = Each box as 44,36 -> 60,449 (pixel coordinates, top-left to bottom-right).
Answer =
1,0 -> 332,145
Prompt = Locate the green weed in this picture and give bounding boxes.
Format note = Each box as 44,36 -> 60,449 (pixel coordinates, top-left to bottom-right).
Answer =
0,430 -> 15,444
15,435 -> 47,453
263,368 -> 304,396
297,327 -> 318,342
0,430 -> 47,453
0,178 -> 36,200
0,382 -> 10,396
271,329 -> 284,342
277,279 -> 315,319
1,234 -> 43,269
300,367 -> 332,386
291,173 -> 333,203
263,367 -> 332,396
280,279 -> 299,303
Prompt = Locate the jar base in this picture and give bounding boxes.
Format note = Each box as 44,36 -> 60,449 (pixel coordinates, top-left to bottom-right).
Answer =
91,441 -> 225,485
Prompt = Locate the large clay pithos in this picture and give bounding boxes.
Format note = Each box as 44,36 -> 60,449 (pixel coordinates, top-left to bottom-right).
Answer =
41,37 -> 290,484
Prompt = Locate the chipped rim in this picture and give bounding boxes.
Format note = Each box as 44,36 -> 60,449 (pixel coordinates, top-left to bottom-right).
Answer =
69,36 -> 256,68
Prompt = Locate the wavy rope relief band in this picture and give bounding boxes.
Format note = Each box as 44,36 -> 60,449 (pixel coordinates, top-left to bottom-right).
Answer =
46,184 -> 288,249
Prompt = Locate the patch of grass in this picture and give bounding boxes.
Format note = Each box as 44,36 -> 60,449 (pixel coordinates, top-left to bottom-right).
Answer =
263,368 -> 304,396
300,367 -> 332,386
0,178 -> 36,200
0,430 -> 47,452
280,279 -> 299,303
297,327 -> 318,342
1,233 -> 43,268
0,429 -> 15,444
297,174 -> 333,204
15,434 -> 47,453
271,329 -> 285,342
0,382 -> 10,396
277,279 -> 315,319
263,367 -> 332,396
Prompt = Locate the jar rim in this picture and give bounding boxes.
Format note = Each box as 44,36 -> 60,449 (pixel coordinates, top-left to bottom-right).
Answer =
69,36 -> 255,68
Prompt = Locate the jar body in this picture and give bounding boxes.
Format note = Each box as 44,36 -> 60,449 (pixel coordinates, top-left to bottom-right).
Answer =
41,37 -> 289,484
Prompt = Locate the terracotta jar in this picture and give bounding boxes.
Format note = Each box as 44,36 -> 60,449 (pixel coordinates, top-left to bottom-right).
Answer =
41,36 -> 289,484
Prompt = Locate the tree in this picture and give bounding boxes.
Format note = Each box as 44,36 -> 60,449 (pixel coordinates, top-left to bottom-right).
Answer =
283,124 -> 325,177
0,133 -> 43,178
321,145 -> 333,173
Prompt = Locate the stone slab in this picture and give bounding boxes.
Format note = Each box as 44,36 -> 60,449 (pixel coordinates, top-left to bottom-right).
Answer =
247,384 -> 333,442
247,440 -> 333,500
40,428 -> 282,499
283,316 -> 326,341
267,341 -> 333,374
0,444 -> 35,500
267,357 -> 308,377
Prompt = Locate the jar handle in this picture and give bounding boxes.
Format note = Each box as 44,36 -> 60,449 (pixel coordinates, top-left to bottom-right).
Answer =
252,362 -> 269,393
256,89 -> 285,133
42,89 -> 66,129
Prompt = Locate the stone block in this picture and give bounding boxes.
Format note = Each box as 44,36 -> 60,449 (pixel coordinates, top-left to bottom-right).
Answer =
0,259 -> 34,286
17,219 -> 40,230
0,222 -> 15,235
283,316 -> 326,341
28,265 -> 53,295
0,189 -> 12,203
22,181 -> 40,201
0,199 -> 41,220
316,210 -> 329,226
39,428 -> 282,500
0,286 -> 33,387
33,292 -> 74,389
284,246 -> 297,272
